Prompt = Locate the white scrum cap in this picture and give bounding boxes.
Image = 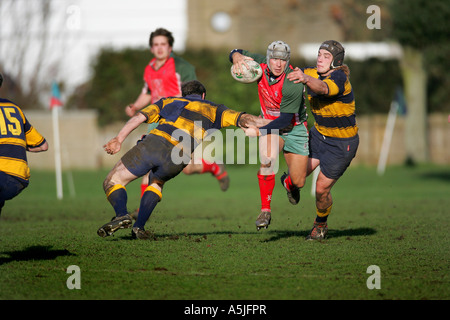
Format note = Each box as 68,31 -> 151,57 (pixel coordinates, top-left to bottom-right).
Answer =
266,40 -> 291,73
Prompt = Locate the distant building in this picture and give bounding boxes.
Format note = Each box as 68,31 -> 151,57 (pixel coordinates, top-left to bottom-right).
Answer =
186,0 -> 343,52
186,0 -> 401,62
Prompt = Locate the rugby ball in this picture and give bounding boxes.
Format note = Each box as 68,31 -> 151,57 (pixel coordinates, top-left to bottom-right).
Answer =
231,60 -> 263,83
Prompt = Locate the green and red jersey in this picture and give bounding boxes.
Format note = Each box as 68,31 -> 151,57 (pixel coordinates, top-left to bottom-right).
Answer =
242,50 -> 307,127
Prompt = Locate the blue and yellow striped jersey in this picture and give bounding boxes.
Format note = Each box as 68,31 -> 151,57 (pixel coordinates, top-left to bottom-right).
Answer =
139,94 -> 244,152
0,98 -> 47,183
303,67 -> 358,138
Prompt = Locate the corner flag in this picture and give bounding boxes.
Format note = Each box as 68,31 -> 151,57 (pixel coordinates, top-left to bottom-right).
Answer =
50,81 -> 63,199
50,81 -> 63,109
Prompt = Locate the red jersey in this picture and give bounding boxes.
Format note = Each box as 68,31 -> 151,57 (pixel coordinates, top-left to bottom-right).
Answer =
143,54 -> 197,104
144,56 -> 181,103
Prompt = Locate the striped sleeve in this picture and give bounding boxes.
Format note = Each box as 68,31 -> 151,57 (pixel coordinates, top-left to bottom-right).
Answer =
323,71 -> 346,97
139,100 -> 162,124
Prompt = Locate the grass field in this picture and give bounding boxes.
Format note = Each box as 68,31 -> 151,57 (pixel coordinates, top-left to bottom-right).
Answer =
0,163 -> 449,303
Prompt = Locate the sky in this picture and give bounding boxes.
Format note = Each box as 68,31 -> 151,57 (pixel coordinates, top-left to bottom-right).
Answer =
69,0 -> 188,87
0,0 -> 187,93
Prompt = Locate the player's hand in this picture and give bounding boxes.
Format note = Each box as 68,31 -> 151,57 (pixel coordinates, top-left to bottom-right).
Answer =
242,125 -> 260,137
287,67 -> 306,83
125,104 -> 136,117
103,137 -> 121,155
232,53 -> 255,76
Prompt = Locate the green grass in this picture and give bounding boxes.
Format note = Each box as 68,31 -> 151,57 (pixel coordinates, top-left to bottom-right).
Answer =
0,163 -> 449,301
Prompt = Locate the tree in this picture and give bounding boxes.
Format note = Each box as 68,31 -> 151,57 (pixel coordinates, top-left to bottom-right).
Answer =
0,0 -> 77,109
390,0 -> 450,164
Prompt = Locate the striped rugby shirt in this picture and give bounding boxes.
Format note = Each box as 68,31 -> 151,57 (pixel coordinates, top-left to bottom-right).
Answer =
302,67 -> 358,138
0,98 -> 47,183
139,94 -> 243,152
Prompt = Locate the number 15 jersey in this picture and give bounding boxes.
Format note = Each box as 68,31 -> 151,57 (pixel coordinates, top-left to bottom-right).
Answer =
0,98 -> 47,183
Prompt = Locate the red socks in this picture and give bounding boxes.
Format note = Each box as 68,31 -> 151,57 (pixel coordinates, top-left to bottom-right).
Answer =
201,159 -> 220,176
283,174 -> 293,191
140,183 -> 148,198
257,172 -> 275,211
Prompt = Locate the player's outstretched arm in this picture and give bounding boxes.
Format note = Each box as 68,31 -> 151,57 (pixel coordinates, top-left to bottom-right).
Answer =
125,92 -> 152,117
238,113 -> 271,129
287,67 -> 329,95
104,113 -> 147,155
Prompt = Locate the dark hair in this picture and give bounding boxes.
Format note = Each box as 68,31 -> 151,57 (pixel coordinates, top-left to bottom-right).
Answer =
181,80 -> 206,97
149,28 -> 174,48
0,73 -> 3,88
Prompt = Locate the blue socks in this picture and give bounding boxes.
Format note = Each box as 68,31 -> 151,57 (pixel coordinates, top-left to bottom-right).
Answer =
134,186 -> 162,229
106,185 -> 128,217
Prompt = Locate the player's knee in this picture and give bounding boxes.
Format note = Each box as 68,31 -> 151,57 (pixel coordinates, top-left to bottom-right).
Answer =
260,159 -> 275,169
182,165 -> 195,175
149,177 -> 164,189
315,185 -> 330,201
103,177 -> 112,193
259,162 -> 274,176
103,171 -> 117,193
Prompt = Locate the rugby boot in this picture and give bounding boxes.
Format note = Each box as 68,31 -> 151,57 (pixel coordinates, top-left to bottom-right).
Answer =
131,227 -> 156,240
280,172 -> 300,205
97,214 -> 133,238
255,210 -> 272,231
305,220 -> 328,241
215,164 -> 230,192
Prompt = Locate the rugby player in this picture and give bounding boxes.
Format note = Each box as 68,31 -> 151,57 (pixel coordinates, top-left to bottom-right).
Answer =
125,28 -> 229,196
98,80 -> 270,239
0,73 -> 48,215
230,41 -> 309,230
287,40 -> 359,240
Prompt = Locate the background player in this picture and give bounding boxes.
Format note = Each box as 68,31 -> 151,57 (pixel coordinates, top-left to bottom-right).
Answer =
0,73 -> 48,216
98,80 -> 270,239
287,40 -> 359,240
124,28 -> 229,197
230,41 -> 309,230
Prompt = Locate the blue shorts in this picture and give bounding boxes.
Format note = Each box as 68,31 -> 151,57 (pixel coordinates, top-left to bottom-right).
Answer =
0,171 -> 28,214
309,126 -> 359,180
121,134 -> 188,182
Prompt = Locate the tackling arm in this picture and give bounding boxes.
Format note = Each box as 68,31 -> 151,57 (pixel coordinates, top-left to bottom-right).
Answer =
103,113 -> 147,155
238,113 -> 271,128
287,67 -> 329,95
125,90 -> 152,117
238,114 -> 272,137
242,113 -> 293,137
